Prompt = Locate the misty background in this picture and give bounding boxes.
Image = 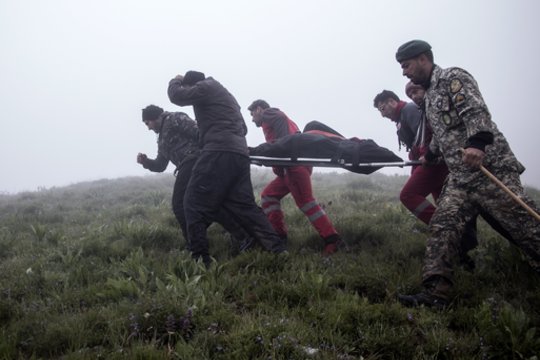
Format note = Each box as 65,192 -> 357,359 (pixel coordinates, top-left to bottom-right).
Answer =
1,0 -> 539,194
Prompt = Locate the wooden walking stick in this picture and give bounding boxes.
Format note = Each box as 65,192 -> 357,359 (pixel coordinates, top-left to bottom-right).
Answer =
459,148 -> 540,222
479,164 -> 540,222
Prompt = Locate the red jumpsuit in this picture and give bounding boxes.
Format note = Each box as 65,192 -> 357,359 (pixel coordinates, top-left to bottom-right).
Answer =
393,101 -> 448,225
401,145 -> 448,224
258,108 -> 340,246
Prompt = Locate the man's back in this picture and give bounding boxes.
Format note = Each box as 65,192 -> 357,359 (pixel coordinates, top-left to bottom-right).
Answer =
168,76 -> 248,155
260,107 -> 300,143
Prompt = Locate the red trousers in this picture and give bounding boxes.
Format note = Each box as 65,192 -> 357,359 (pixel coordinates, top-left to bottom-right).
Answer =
261,166 -> 338,239
400,164 -> 449,224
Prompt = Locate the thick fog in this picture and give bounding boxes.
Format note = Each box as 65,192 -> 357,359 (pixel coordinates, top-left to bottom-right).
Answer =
1,0 -> 539,193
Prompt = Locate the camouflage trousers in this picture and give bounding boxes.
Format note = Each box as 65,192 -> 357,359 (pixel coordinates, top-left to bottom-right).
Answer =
422,169 -> 540,290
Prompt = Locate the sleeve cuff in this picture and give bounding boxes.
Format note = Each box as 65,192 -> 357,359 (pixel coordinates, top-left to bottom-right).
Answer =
424,149 -> 439,162
465,131 -> 493,152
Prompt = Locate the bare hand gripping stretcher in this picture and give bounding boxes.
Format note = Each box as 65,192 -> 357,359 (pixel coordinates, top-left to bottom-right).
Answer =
248,121 -> 420,175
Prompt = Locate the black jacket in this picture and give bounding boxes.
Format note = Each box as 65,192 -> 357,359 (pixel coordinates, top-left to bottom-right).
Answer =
168,76 -> 248,156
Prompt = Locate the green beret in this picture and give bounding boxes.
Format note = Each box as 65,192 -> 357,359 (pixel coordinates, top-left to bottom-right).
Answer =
395,40 -> 431,62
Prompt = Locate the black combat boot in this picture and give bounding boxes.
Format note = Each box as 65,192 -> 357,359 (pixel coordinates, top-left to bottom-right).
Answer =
398,275 -> 451,309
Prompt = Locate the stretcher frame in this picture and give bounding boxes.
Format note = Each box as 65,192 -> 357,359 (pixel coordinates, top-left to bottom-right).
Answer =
249,156 -> 421,168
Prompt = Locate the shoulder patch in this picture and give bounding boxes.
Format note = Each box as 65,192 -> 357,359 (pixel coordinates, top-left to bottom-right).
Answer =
442,113 -> 452,125
454,93 -> 466,105
450,79 -> 463,93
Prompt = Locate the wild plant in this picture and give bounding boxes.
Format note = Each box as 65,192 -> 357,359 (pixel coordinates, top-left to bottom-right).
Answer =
0,172 -> 538,359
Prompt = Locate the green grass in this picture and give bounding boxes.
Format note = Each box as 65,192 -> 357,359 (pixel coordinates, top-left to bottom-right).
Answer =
0,170 -> 539,359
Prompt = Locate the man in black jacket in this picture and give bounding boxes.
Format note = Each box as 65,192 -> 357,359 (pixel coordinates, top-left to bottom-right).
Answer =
168,71 -> 286,265
136,104 -> 253,254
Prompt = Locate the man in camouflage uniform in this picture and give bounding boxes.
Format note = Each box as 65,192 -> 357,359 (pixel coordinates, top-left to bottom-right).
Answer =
373,87 -> 481,268
137,104 -> 252,253
394,40 -> 540,308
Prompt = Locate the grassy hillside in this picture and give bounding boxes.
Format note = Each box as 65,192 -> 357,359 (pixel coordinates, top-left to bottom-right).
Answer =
0,170 -> 539,359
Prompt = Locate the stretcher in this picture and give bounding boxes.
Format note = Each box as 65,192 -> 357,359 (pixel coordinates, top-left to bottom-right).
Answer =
248,120 -> 420,174
250,155 -> 421,172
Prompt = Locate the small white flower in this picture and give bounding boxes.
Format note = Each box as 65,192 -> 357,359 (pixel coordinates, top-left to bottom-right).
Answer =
26,267 -> 33,274
302,346 -> 319,356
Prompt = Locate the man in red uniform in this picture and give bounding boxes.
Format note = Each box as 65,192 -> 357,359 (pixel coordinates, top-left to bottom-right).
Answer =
248,100 -> 342,255
374,88 -> 448,224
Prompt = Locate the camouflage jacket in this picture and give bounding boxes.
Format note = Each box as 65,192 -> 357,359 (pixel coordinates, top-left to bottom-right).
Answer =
142,112 -> 200,172
425,64 -> 524,184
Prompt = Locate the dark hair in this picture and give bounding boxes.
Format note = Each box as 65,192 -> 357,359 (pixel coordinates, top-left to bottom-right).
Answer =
142,105 -> 164,121
248,99 -> 270,111
373,90 -> 400,108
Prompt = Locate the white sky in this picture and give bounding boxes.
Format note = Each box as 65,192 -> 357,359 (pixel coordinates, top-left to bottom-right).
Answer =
1,0 -> 539,193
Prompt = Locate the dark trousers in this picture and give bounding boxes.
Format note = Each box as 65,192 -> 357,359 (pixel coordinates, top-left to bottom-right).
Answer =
172,156 -> 197,242
172,155 -> 252,251
184,151 -> 285,263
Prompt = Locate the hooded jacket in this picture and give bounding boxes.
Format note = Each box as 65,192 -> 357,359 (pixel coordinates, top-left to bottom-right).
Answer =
168,76 -> 249,156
